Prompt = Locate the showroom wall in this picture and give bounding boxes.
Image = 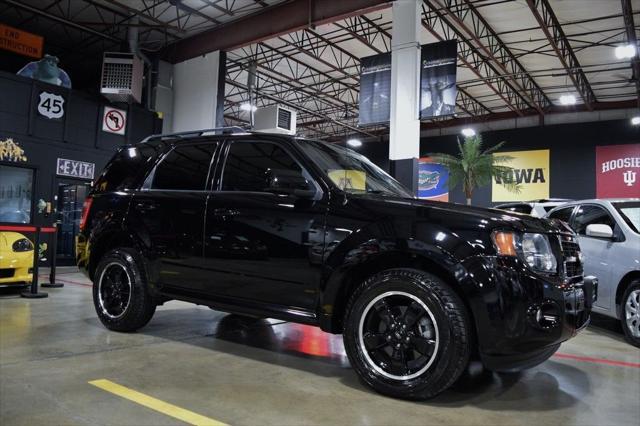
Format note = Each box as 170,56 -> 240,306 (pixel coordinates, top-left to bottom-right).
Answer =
357,119 -> 640,206
0,71 -> 162,263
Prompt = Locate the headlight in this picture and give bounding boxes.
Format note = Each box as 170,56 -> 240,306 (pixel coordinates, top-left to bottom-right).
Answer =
492,232 -> 557,273
12,238 -> 34,252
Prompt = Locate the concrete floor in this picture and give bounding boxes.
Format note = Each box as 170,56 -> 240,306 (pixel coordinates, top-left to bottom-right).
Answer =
1,267 -> 639,426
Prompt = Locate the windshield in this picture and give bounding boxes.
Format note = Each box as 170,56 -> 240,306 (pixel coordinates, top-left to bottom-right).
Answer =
298,140 -> 413,198
614,201 -> 640,234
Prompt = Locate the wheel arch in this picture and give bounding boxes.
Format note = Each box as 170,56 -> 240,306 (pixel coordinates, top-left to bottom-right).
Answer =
319,250 -> 476,340
88,230 -> 138,281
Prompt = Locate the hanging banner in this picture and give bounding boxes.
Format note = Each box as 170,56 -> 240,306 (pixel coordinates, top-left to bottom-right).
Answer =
596,144 -> 640,198
418,158 -> 449,201
420,40 -> 457,120
358,52 -> 391,126
492,149 -> 549,202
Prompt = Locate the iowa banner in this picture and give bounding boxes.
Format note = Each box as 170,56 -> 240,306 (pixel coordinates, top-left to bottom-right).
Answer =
596,144 -> 640,198
492,149 -> 549,202
418,158 -> 449,201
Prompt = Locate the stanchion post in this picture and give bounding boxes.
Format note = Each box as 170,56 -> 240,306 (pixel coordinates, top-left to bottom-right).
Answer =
42,224 -> 63,288
21,226 -> 48,299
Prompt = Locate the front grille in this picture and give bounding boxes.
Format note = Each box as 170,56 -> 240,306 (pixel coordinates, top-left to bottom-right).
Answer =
0,269 -> 15,279
559,234 -> 583,278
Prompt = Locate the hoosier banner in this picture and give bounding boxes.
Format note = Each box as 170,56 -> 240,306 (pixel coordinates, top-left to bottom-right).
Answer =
492,149 -> 549,202
596,144 -> 640,198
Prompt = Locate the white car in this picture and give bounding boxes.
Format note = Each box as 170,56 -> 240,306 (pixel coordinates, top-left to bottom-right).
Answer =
546,199 -> 640,347
495,199 -> 571,217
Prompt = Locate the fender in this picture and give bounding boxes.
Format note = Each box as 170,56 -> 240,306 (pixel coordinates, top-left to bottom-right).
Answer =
317,214 -> 488,333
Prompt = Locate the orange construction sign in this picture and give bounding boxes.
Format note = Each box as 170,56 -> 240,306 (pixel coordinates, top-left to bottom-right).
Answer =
0,24 -> 43,59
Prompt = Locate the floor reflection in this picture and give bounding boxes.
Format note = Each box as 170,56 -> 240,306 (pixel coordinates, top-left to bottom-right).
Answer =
213,315 -> 350,367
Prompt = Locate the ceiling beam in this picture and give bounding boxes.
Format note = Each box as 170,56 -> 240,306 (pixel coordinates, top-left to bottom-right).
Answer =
163,0 -> 392,63
526,0 -> 597,110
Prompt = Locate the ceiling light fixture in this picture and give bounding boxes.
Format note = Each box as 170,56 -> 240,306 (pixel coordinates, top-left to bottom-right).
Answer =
347,138 -> 362,148
461,128 -> 476,137
559,94 -> 577,106
615,44 -> 637,60
631,116 -> 640,126
240,103 -> 257,112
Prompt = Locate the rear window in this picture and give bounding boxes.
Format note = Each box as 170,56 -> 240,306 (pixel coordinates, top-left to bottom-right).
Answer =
92,145 -> 160,193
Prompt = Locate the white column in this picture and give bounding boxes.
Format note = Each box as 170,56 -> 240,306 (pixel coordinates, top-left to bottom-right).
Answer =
171,51 -> 221,133
389,0 -> 421,161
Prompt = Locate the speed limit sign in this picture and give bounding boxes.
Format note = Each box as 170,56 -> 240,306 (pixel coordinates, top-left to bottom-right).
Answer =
37,91 -> 65,119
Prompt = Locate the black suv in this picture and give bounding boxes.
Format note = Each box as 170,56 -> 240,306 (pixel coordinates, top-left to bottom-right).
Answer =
77,128 -> 595,399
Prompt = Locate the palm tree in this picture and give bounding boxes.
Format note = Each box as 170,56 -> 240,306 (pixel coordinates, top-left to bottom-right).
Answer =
427,135 -> 520,205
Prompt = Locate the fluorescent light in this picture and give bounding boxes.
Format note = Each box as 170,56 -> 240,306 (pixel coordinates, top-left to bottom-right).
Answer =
240,103 -> 257,112
346,138 -> 362,148
461,128 -> 476,137
559,94 -> 576,106
631,116 -> 640,125
615,44 -> 636,59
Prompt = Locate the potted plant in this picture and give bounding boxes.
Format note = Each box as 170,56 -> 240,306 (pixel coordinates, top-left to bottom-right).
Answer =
428,135 -> 520,205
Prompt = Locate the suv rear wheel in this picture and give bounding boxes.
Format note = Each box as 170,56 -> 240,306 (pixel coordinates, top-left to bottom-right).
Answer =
343,268 -> 471,400
621,280 -> 640,348
93,248 -> 156,332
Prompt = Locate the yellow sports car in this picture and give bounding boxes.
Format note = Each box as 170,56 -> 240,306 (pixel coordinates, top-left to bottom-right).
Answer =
0,232 -> 33,287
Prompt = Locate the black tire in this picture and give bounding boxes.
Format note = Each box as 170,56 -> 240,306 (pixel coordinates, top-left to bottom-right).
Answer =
343,268 -> 472,400
93,248 -> 156,332
620,281 -> 640,348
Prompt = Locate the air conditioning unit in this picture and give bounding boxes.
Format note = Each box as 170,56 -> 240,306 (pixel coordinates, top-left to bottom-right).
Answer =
253,105 -> 297,135
100,52 -> 143,103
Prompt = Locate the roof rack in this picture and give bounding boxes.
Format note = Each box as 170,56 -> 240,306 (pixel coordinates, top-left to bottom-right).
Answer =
140,126 -> 250,143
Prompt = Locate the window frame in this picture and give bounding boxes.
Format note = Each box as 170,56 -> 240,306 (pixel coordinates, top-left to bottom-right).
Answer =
572,203 -> 621,241
0,161 -> 37,225
142,142 -> 220,192
214,139 -> 322,198
548,205 -> 576,226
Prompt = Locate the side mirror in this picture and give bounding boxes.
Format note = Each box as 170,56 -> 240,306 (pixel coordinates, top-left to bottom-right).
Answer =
585,223 -> 613,239
266,169 -> 317,199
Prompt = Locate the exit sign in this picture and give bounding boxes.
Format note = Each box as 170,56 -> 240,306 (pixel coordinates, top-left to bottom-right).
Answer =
56,158 -> 95,180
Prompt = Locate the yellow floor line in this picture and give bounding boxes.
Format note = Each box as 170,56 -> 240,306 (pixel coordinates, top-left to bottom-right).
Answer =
89,379 -> 228,426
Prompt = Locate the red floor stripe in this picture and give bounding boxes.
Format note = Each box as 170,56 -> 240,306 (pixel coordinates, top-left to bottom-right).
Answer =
38,275 -> 92,287
553,352 -> 640,368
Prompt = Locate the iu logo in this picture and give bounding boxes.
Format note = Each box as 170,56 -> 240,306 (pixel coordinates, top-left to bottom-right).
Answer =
624,170 -> 637,187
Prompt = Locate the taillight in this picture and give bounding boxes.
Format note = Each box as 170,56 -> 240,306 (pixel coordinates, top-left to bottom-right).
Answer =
79,197 -> 93,231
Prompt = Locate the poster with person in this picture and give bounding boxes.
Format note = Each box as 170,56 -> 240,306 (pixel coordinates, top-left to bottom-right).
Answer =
358,52 -> 391,125
420,41 -> 457,120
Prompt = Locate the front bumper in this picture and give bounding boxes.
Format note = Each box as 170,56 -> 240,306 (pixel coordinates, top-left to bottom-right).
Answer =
0,251 -> 33,286
460,256 -> 596,371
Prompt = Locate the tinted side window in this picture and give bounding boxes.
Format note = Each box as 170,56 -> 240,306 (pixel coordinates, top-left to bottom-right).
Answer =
221,142 -> 306,192
152,144 -> 216,190
548,207 -> 574,224
504,204 -> 532,214
573,205 -> 616,235
94,144 -> 159,193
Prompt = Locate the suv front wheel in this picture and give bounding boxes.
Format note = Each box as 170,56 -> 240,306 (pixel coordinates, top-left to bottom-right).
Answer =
93,248 -> 156,332
343,268 -> 471,399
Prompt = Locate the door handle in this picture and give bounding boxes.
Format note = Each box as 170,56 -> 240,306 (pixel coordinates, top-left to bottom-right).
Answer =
212,208 -> 239,217
135,201 -> 157,211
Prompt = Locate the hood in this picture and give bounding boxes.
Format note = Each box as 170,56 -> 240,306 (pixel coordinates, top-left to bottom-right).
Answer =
347,194 -> 571,235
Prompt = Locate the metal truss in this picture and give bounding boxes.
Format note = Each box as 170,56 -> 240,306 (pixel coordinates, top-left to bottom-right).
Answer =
620,0 -> 640,107
526,0 -> 597,109
427,0 -> 552,114
422,0 -> 543,116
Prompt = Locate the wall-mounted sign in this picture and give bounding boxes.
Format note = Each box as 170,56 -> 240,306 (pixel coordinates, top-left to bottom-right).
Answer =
596,144 -> 640,198
0,24 -> 43,59
418,157 -> 449,201
420,40 -> 457,120
37,91 -> 65,119
0,138 -> 27,162
492,149 -> 549,202
56,158 -> 95,180
102,106 -> 127,135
